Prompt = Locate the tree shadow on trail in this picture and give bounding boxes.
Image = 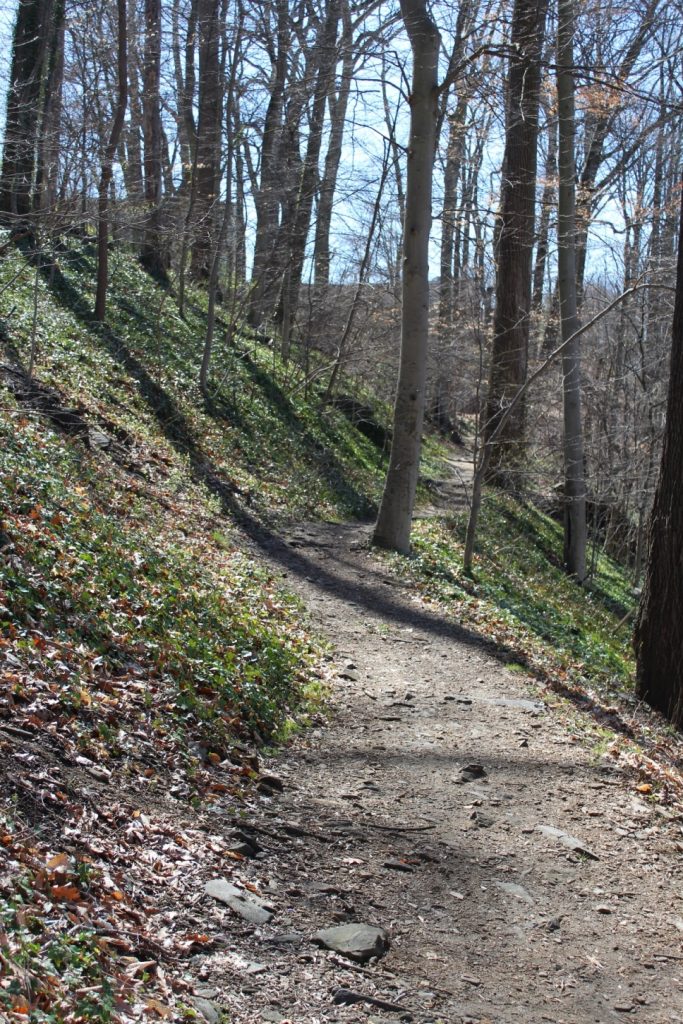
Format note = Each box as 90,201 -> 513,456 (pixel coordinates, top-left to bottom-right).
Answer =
255,528 -> 645,749
9,240 -> 643,755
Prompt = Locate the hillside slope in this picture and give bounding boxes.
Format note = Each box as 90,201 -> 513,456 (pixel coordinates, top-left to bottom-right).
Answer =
0,238 -> 395,1020
1,238 -> 680,1023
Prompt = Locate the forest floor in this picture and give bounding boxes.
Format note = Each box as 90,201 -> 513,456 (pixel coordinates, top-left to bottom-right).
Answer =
3,244 -> 681,1023
187,463 -> 683,1024
2,412 -> 682,1024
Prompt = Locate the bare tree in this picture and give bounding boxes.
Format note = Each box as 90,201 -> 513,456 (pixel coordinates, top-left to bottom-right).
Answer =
372,0 -> 440,554
0,0 -> 66,227
140,0 -> 167,278
190,0 -> 223,278
556,0 -> 586,580
634,186 -> 683,727
484,0 -> 547,486
94,0 -> 128,322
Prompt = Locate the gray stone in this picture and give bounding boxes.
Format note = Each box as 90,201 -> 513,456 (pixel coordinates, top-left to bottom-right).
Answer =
88,429 -> 111,450
536,825 -> 599,860
204,879 -> 274,924
493,880 -> 535,905
188,996 -> 221,1024
458,763 -> 487,784
313,922 -> 390,962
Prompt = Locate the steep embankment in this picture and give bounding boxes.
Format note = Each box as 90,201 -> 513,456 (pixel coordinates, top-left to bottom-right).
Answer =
0,238 -> 394,1019
1,239 -> 680,1023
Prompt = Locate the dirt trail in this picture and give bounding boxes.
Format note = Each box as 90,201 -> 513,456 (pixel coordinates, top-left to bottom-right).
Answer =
199,469 -> 683,1024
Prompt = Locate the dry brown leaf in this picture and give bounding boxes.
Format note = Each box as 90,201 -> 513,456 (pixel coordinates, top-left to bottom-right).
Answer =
145,998 -> 172,1018
50,884 -> 81,902
46,852 -> 69,870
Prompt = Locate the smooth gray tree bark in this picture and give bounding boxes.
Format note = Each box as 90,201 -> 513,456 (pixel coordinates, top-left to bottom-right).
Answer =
372,0 -> 440,554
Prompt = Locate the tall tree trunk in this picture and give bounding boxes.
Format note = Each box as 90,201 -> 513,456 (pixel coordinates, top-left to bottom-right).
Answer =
199,4 -> 244,392
313,0 -> 352,286
372,0 -> 440,555
276,0 -> 341,335
190,0 -> 222,278
94,0 -> 128,322
439,95 -> 468,330
172,0 -> 198,188
484,0 -> 547,487
248,0 -> 289,326
381,49 -> 406,230
141,0 -> 167,278
122,18 -> 144,213
35,3 -> 65,216
0,0 -> 63,225
532,104 -> 556,314
634,188 -> 683,727
557,0 -> 586,582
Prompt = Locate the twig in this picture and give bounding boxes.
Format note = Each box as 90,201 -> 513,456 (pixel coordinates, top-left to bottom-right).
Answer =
333,987 -> 410,1013
361,821 -> 436,833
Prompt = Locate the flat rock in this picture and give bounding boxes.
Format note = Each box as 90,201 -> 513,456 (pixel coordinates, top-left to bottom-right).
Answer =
313,922 -> 390,962
87,428 -> 111,450
204,879 -> 274,924
188,996 -> 221,1024
536,825 -> 599,860
493,880 -> 535,905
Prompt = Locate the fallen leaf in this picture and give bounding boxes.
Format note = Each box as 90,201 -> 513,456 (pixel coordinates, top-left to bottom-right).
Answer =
51,884 -> 81,901
145,998 -> 172,1018
46,852 -> 69,870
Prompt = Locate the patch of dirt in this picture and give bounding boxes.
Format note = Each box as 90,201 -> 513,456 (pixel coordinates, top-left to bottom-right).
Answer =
3,440 -> 682,1023
196,513 -> 683,1024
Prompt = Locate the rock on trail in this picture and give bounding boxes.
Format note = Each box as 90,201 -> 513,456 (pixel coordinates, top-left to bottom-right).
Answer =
196,499 -> 683,1023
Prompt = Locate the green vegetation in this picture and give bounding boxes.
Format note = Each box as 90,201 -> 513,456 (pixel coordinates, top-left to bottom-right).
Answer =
0,237 -> 648,1021
382,492 -> 636,699
1,238 -> 388,523
0,399 -> 322,756
1,237 -> 388,1021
